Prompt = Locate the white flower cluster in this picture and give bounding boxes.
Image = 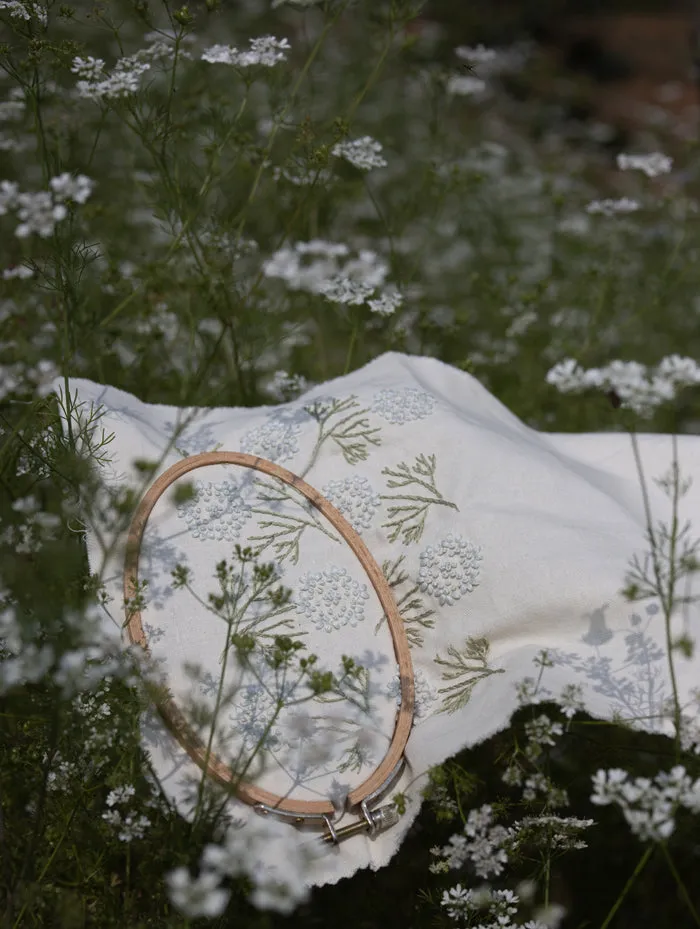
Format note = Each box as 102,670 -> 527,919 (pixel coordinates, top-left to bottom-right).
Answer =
371,386 -> 436,423
586,197 -> 640,216
3,263 -> 33,280
447,74 -> 487,96
331,135 -> 387,171
73,52 -> 150,100
455,44 -> 497,64
201,36 -> 291,68
418,532 -> 483,606
319,276 -> 376,305
546,355 -> 700,417
297,565 -> 369,633
102,783 -> 151,843
0,1 -> 47,25
431,804 -> 509,878
266,370 -> 310,401
166,812 -> 326,918
367,290 -> 403,315
591,766 -> 700,842
0,174 -> 93,238
241,414 -> 301,462
322,475 -> 381,530
263,239 -> 389,295
440,884 -> 553,929
386,667 -> 438,717
617,152 -> 672,178
0,87 -> 25,122
176,479 -> 252,541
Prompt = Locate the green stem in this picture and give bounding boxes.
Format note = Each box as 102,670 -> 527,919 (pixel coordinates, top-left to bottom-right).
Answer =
660,841 -> 700,927
343,318 -> 359,375
599,845 -> 654,929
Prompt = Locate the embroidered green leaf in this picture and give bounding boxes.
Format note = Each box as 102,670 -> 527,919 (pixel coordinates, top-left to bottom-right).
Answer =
375,555 -> 436,648
249,477 -> 340,565
381,453 -> 459,545
302,395 -> 381,474
434,636 -> 504,714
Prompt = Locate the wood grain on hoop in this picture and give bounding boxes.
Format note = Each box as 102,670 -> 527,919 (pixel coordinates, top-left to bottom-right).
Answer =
124,452 -> 414,818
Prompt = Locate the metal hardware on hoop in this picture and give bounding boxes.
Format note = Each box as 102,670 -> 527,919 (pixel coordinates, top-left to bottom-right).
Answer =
254,755 -> 407,845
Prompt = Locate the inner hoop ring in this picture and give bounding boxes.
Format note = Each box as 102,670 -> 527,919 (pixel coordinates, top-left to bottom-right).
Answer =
123,451 -> 415,819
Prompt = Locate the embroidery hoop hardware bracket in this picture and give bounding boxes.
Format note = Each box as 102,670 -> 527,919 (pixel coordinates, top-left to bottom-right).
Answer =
124,451 -> 415,846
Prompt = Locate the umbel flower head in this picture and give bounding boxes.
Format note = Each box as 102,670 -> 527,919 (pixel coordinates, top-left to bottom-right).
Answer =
546,355 -> 700,417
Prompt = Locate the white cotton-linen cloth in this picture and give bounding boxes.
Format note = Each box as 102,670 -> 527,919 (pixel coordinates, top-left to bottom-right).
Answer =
57,352 -> 700,888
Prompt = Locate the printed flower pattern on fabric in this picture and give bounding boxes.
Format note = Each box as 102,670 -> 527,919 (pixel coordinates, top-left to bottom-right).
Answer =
418,532 -> 483,606
240,413 -> 301,463
322,475 -> 381,530
176,479 -> 251,541
297,566 -> 369,633
386,667 -> 438,718
371,387 -> 436,425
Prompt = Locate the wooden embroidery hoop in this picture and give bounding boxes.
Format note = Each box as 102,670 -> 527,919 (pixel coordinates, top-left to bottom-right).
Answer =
124,452 -> 415,844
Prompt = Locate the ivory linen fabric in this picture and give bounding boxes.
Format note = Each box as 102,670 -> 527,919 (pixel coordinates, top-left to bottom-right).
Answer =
58,352 -> 700,888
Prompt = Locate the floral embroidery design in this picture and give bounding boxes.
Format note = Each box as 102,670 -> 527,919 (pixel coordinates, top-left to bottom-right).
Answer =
297,566 -> 369,633
303,395 -> 381,471
381,453 -> 459,545
371,387 -> 436,424
375,555 -> 435,648
386,667 -> 438,718
322,475 -> 381,530
176,479 -> 251,541
240,413 -> 301,462
248,476 -> 341,564
418,532 -> 483,606
434,636 -> 504,714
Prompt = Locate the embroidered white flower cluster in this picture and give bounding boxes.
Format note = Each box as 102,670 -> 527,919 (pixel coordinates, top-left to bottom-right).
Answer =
322,476 -> 381,530
386,667 -> 438,717
371,387 -> 436,424
176,480 -> 251,542
241,416 -> 301,463
418,533 -> 483,606
297,566 -> 369,633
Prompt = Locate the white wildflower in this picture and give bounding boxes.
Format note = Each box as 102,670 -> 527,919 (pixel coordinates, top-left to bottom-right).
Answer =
320,275 -> 375,305
106,785 -> 136,807
75,55 -> 150,100
49,172 -> 94,204
447,74 -> 487,96
0,179 -> 19,215
0,1 -> 47,25
71,56 -> 106,80
367,290 -> 403,316
455,44 -> 497,64
0,99 -> 25,121
3,264 -> 33,280
586,197 -> 640,216
266,370 -> 310,401
546,355 -> 700,417
617,152 -> 672,178
201,36 -> 290,68
15,191 -> 66,238
331,135 -> 387,171
166,866 -> 231,919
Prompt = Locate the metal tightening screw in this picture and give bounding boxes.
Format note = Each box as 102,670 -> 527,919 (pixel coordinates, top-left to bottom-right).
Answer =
321,803 -> 400,845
